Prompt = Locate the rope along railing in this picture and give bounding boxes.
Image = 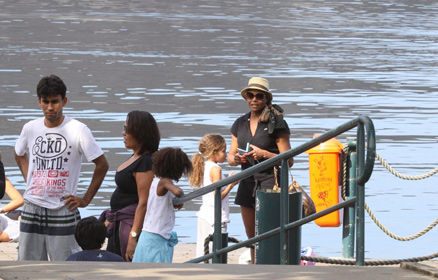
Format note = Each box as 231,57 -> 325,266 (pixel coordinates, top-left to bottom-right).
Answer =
375,153 -> 438,180
301,252 -> 438,266
303,146 -> 438,266
342,146 -> 438,241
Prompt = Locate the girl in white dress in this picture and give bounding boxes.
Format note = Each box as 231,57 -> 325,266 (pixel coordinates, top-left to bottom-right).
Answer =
189,134 -> 238,260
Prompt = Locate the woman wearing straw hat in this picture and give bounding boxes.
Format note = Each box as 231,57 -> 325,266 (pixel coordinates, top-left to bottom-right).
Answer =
228,77 -> 293,263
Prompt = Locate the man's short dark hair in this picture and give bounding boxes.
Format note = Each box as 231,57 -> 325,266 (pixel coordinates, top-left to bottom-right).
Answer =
74,216 -> 107,250
36,75 -> 67,100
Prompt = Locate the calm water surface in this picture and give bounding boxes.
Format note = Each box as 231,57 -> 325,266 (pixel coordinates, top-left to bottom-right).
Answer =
1,0 -> 438,259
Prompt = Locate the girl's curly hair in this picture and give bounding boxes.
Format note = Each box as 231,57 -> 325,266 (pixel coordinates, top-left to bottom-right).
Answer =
152,147 -> 192,182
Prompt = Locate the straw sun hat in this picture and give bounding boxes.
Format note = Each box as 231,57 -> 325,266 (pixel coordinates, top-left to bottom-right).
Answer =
240,77 -> 273,103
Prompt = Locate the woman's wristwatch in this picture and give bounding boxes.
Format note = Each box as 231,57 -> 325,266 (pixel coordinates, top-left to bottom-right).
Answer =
0,208 -> 4,214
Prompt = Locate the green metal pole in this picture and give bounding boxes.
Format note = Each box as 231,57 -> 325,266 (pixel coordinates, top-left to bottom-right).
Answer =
279,159 -> 289,264
342,137 -> 356,258
213,187 -> 222,263
356,126 -> 365,266
288,193 -> 302,265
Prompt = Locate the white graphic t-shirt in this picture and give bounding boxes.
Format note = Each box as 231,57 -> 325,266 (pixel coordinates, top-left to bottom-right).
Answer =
15,116 -> 104,209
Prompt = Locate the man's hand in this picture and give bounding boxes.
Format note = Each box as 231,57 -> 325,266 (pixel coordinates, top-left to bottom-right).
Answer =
63,195 -> 88,211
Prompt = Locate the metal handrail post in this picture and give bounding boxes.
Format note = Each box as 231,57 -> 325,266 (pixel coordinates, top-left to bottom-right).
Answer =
279,159 -> 289,264
357,116 -> 376,185
188,198 -> 357,263
342,137 -> 357,258
355,116 -> 375,266
212,187 -> 222,263
356,125 -> 365,266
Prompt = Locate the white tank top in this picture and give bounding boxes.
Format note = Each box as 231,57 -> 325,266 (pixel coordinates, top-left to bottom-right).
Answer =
197,161 -> 230,226
143,177 -> 176,239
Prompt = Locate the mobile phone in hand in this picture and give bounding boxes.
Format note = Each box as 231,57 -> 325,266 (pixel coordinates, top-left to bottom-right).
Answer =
237,148 -> 247,163
237,148 -> 246,155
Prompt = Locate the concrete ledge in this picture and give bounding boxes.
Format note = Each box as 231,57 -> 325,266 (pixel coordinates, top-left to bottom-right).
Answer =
0,261 -> 434,280
1,242 -> 435,279
401,261 -> 438,278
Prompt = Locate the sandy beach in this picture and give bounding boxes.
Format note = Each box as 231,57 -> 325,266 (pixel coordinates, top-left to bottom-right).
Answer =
0,241 -> 248,264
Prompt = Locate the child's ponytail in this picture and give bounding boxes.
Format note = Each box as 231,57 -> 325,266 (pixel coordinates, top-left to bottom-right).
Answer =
189,152 -> 205,188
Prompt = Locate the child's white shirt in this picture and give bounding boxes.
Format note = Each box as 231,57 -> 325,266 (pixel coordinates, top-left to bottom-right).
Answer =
197,161 -> 230,226
142,177 -> 176,239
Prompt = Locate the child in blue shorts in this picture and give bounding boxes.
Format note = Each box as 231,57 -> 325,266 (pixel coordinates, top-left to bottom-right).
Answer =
132,147 -> 192,263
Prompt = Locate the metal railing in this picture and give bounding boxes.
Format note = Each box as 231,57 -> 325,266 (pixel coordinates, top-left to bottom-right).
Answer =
173,115 -> 376,266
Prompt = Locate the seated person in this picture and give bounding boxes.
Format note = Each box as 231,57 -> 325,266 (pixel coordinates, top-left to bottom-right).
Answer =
0,178 -> 24,242
66,216 -> 125,262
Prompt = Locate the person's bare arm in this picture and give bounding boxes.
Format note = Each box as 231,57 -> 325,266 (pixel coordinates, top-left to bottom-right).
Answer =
1,178 -> 24,212
0,231 -> 11,242
64,154 -> 109,211
125,170 -> 154,262
210,166 -> 237,200
14,151 -> 29,183
227,135 -> 246,166
160,177 -> 184,197
159,178 -> 184,210
276,133 -> 294,167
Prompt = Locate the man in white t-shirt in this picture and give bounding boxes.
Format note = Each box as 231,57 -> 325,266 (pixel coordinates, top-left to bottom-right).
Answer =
14,75 -> 109,261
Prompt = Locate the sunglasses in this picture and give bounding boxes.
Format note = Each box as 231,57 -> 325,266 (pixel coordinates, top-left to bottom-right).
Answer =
123,125 -> 128,133
246,92 -> 265,100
